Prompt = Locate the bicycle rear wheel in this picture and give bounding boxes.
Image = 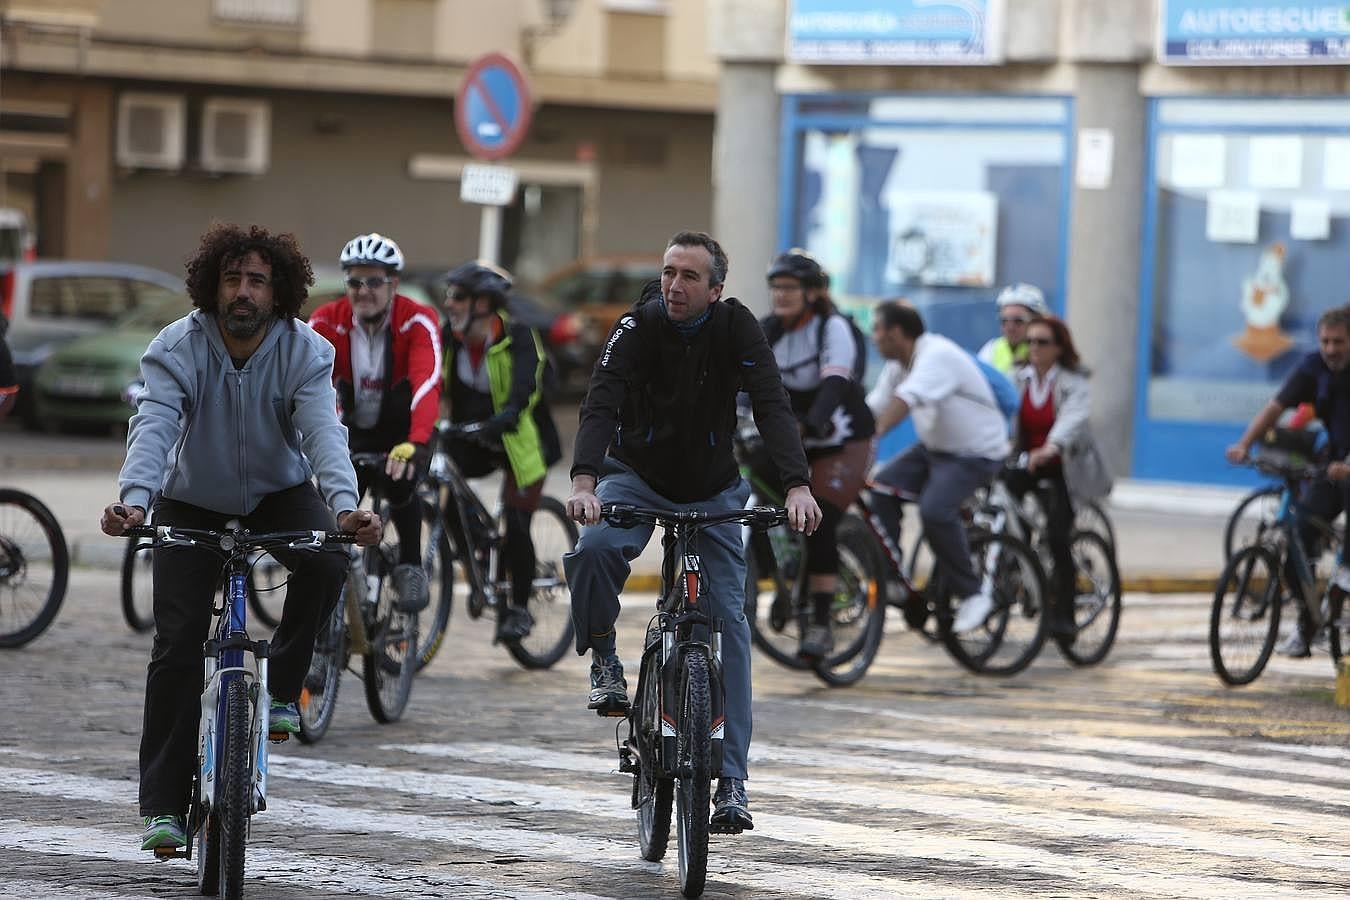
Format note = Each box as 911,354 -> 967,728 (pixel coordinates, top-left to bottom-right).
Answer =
413,497 -> 454,672
634,649 -> 673,862
196,805 -> 221,896
247,552 -> 286,629
0,489 -> 69,648
675,651 -> 711,899
1328,586 -> 1350,670
298,601 -> 347,744
942,531 -> 1048,677
363,537 -> 417,723
1223,486 -> 1283,563
121,535 -> 155,633
812,514 -> 887,688
1055,530 -> 1122,666
219,678 -> 251,900
1210,545 -> 1282,686
744,524 -> 811,670
505,496 -> 578,669
1075,499 -> 1117,556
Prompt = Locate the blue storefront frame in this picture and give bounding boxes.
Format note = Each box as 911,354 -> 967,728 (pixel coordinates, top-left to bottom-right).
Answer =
1132,96 -> 1350,486
778,93 -> 1076,461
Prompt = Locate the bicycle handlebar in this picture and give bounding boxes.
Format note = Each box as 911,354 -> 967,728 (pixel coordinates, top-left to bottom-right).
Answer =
119,523 -> 357,553
599,502 -> 787,532
1239,454 -> 1327,484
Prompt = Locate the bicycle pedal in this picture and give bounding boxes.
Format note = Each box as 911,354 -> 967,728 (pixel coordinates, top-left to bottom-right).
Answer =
152,847 -> 190,859
267,731 -> 292,743
594,706 -> 629,718
708,823 -> 746,835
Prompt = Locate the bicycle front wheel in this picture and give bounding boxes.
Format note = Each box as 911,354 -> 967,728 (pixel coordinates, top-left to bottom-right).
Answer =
812,514 -> 888,688
942,531 -> 1048,677
298,601 -> 347,744
220,678 -> 251,900
1210,544 -> 1282,686
363,543 -> 417,723
247,552 -> 286,629
120,534 -> 155,633
675,651 -> 711,899
413,497 -> 454,672
744,524 -> 811,671
1055,530 -> 1122,667
505,496 -> 578,669
1223,486 -> 1283,563
0,489 -> 70,648
1075,499 -> 1117,556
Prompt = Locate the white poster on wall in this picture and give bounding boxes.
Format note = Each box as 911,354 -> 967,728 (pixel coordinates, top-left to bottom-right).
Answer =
1170,134 -> 1226,189
1290,197 -> 1331,240
1323,138 -> 1350,190
1206,190 -> 1260,243
883,191 -> 998,287
1076,128 -> 1113,190
1248,136 -> 1303,190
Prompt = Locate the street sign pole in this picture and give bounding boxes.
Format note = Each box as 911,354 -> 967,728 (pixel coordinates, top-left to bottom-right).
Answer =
455,53 -> 533,267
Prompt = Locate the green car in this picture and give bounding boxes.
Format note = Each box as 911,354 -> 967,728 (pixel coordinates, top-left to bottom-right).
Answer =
33,274 -> 438,432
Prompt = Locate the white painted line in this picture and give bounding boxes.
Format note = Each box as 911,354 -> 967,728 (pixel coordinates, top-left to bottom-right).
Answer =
394,742 -> 1350,877
0,880 -> 162,900
0,819 -> 614,900
1046,735 -> 1350,785
1256,742 -> 1350,762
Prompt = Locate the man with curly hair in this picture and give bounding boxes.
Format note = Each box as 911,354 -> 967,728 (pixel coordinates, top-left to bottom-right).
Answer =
100,223 -> 383,853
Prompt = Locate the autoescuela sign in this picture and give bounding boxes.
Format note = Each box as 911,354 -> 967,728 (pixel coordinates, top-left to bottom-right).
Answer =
786,0 -> 1004,65
1159,1 -> 1350,64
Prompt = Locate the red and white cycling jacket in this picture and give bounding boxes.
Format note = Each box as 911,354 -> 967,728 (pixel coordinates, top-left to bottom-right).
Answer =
308,294 -> 442,445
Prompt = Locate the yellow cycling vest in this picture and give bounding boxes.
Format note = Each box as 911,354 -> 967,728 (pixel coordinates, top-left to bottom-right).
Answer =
445,311 -> 549,488
988,337 -> 1029,378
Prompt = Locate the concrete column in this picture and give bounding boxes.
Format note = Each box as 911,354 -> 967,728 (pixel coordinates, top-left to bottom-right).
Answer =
1064,63 -> 1145,478
66,81 -> 111,260
712,61 -> 778,314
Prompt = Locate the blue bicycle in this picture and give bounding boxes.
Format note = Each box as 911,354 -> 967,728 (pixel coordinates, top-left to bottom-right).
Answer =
1210,456 -> 1350,685
119,518 -> 355,898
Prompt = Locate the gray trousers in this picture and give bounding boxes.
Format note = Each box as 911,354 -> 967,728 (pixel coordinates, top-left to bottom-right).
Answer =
870,444 -> 1003,598
564,462 -> 754,780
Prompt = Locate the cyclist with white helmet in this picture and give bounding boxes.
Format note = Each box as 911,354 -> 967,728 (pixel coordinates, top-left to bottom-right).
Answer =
309,232 -> 443,613
440,261 -> 562,644
978,283 -> 1049,378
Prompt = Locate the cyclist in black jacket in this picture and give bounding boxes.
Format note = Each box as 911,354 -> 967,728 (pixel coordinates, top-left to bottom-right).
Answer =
565,230 -> 821,832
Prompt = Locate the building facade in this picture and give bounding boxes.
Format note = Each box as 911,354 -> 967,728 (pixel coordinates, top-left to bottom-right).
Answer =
709,0 -> 1350,485
0,0 -> 716,286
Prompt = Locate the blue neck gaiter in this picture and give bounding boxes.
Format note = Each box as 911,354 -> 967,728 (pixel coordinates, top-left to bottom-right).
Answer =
660,297 -> 713,339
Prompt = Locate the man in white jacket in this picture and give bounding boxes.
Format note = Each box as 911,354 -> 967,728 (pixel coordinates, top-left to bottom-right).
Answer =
866,301 -> 1009,633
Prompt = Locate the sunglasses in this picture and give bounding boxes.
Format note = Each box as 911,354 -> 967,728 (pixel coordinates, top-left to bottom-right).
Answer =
1027,337 -> 1056,346
346,276 -> 391,291
444,289 -> 470,302
1000,316 -> 1031,325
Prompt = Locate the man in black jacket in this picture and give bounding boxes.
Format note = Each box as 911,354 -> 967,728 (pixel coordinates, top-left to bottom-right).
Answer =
565,230 -> 821,832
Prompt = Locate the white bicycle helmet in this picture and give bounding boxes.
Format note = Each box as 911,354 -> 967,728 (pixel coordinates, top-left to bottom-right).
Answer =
995,282 -> 1048,316
340,232 -> 404,272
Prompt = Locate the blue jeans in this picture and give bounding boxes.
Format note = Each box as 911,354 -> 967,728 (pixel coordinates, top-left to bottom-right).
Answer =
564,461 -> 754,780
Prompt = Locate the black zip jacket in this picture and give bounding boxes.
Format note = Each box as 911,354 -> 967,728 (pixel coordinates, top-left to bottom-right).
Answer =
572,297 -> 810,503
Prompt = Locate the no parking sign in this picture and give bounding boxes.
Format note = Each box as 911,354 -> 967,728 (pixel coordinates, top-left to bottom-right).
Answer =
455,53 -> 533,161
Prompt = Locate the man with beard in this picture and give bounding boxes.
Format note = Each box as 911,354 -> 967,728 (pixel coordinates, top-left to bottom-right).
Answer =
309,233 -> 442,614
100,223 -> 382,853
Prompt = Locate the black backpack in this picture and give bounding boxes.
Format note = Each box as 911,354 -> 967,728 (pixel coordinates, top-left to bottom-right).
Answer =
761,309 -> 868,384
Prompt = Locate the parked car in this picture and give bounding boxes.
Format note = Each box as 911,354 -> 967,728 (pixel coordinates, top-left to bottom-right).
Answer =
535,256 -> 661,389
2,260 -> 185,428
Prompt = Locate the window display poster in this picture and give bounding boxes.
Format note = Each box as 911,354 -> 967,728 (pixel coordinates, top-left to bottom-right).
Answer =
787,0 -> 1004,64
1323,137 -> 1350,188
1247,135 -> 1303,189
1290,196 -> 1331,239
883,191 -> 998,287
1170,134 -> 1227,188
1159,0 -> 1350,65
1206,189 -> 1261,242
1076,128 -> 1114,189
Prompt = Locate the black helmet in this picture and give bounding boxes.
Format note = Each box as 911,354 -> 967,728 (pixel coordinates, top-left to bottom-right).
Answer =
766,249 -> 826,289
444,261 -> 512,304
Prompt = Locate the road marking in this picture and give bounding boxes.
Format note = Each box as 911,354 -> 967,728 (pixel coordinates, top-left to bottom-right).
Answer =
0,880 -> 163,900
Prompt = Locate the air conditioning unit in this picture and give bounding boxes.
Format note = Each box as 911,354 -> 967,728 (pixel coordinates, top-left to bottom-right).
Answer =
201,98 -> 271,175
116,93 -> 186,170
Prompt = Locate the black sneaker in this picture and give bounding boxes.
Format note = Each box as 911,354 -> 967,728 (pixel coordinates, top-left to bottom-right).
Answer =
798,623 -> 834,662
587,652 -> 629,717
710,777 -> 753,832
391,564 -> 429,613
494,607 -> 533,645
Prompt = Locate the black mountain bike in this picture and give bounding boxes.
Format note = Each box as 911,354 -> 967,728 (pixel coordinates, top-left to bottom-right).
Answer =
413,420 -> 576,671
610,502 -> 787,899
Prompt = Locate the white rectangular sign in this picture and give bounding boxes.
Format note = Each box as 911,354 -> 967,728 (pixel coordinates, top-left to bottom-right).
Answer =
460,163 -> 518,206
1076,128 -> 1114,190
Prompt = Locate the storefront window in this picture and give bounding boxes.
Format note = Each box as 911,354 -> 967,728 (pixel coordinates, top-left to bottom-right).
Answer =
1136,97 -> 1350,482
782,95 -> 1072,356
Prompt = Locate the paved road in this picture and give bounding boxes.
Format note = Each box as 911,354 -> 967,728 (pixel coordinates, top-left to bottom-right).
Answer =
3,565 -> 1349,899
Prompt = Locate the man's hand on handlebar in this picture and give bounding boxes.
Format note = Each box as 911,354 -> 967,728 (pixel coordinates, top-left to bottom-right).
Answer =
567,474 -> 602,526
1329,462 -> 1350,482
385,441 -> 425,481
101,503 -> 145,536
785,485 -> 822,535
1224,442 -> 1251,465
338,509 -> 383,546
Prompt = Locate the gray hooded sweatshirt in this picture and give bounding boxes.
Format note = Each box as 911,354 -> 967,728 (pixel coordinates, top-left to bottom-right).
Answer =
119,309 -> 359,517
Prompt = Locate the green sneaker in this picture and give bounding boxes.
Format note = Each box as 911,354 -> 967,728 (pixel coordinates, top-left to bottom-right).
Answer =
140,814 -> 186,850
268,699 -> 300,734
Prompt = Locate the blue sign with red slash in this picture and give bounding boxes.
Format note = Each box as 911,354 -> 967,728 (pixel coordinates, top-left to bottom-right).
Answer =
455,53 -> 533,161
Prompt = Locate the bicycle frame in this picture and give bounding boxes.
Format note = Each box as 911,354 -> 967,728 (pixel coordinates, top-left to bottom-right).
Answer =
1271,484 -> 1341,633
